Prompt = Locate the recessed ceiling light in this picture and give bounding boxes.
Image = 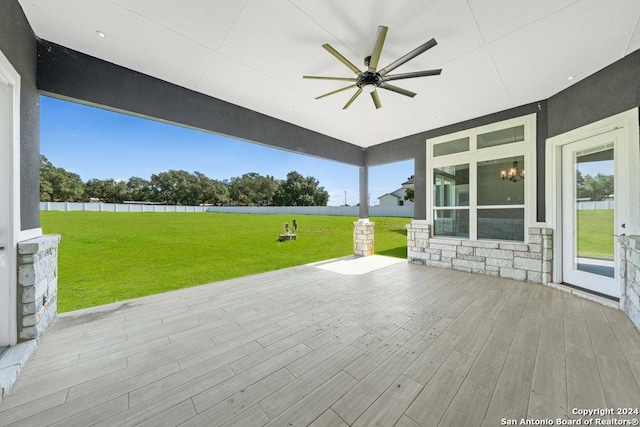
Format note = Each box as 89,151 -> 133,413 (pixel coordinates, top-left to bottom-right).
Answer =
95,31 -> 107,38
287,106 -> 293,110
437,116 -> 443,120
567,75 -> 576,81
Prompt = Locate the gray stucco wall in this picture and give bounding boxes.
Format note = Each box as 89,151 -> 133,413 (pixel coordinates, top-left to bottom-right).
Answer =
0,0 -> 40,231
548,48 -> 640,138
36,40 -> 364,168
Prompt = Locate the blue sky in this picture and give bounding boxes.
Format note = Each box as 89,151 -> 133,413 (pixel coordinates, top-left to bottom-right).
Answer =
40,96 -> 413,206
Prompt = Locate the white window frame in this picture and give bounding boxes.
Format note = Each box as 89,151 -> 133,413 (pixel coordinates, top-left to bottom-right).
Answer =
426,114 -> 538,243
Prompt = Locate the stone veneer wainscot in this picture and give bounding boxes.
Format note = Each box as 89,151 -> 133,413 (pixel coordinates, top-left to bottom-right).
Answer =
407,221 -> 552,284
17,235 -> 61,341
620,236 -> 640,330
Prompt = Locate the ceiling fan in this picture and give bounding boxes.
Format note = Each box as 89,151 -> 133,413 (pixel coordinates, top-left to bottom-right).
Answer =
304,26 -> 442,110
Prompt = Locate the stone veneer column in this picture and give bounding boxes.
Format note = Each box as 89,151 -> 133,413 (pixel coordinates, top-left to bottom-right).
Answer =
17,235 -> 61,341
354,219 -> 374,256
406,220 -> 431,263
620,236 -> 640,330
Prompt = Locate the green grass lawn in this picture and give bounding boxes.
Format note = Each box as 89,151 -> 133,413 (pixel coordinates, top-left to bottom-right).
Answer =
41,212 -> 410,312
577,209 -> 614,259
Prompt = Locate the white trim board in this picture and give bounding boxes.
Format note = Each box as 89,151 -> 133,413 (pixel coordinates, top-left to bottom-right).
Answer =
545,108 -> 640,287
0,49 -> 21,346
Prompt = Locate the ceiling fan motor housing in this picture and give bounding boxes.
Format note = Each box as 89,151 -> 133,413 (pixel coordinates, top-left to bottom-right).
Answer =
357,71 -> 382,89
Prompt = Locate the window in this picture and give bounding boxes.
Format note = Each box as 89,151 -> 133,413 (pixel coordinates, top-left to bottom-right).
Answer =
427,116 -> 536,242
433,137 -> 469,157
477,156 -> 525,240
398,199 -> 404,206
433,163 -> 469,237
477,125 -> 524,149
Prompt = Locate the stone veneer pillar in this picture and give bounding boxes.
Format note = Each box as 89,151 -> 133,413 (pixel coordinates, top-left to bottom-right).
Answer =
406,220 -> 553,284
17,235 -> 61,341
620,236 -> 640,330
354,220 -> 374,257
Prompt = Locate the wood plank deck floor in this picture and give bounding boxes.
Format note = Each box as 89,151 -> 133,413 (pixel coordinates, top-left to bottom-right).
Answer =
1,259 -> 640,426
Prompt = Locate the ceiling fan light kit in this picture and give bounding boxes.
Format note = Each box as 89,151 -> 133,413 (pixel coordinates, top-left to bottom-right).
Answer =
303,25 -> 442,110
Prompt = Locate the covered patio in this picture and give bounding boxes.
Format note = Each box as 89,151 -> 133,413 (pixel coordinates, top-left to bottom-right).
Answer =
1,257 -> 639,426
2,1 -> 640,424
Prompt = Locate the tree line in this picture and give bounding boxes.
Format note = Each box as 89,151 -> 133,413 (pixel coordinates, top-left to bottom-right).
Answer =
40,155 -> 330,206
576,170 -> 614,201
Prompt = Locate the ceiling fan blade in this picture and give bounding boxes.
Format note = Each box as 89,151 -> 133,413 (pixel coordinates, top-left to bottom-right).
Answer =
316,84 -> 357,100
379,83 -> 417,98
303,75 -> 358,82
371,90 -> 382,109
322,44 -> 362,75
343,88 -> 363,109
368,26 -> 388,72
382,69 -> 442,81
379,38 -> 437,76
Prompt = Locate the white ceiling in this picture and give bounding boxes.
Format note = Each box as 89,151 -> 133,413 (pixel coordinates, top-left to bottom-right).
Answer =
19,0 -> 640,148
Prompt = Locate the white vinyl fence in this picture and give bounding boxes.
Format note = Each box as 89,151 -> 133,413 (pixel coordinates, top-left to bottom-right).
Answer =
41,202 -> 207,213
576,200 -> 614,210
40,202 -> 414,217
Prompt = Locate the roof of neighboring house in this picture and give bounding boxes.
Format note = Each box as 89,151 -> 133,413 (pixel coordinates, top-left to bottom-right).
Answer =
378,188 -> 405,200
402,178 -> 415,189
378,193 -> 399,200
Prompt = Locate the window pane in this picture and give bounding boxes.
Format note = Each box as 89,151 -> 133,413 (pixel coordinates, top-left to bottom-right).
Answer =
478,208 -> 525,241
434,209 -> 469,238
477,125 -> 524,149
433,137 -> 469,157
575,145 -> 614,277
433,164 -> 469,207
477,156 -> 524,206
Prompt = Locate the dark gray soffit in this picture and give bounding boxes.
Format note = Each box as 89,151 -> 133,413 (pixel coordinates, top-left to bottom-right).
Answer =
36,40 -> 365,167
